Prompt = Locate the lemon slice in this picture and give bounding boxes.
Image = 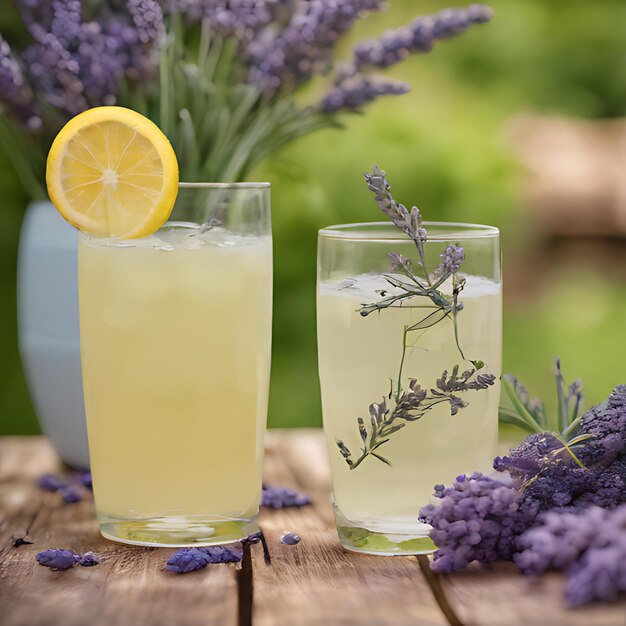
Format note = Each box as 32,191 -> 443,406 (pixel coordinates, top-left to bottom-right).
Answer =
46,106 -> 179,239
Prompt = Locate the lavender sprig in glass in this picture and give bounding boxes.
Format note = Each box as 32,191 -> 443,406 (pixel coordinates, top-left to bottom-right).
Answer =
336,166 -> 495,469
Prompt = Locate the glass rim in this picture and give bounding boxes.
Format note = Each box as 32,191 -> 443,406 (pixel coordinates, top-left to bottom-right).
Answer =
178,181 -> 270,189
319,221 -> 499,242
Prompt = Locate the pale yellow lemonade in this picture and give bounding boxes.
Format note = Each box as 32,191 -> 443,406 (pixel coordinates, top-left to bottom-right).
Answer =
318,273 -> 501,551
79,223 -> 272,545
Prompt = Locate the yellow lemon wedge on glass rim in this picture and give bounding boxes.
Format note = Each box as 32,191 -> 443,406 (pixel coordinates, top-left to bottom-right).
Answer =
46,106 -> 179,239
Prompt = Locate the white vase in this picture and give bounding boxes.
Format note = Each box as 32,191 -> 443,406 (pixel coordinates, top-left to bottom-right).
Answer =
17,201 -> 90,469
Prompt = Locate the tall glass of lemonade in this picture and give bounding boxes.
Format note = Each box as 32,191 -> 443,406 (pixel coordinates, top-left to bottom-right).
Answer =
79,182 -> 272,546
318,218 -> 501,555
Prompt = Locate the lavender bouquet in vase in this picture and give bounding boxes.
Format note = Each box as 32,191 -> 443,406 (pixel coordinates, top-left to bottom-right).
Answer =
1,0 -> 492,468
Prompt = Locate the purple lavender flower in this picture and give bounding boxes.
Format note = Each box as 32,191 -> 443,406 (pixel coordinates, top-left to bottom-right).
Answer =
526,463 -> 598,509
497,449 -> 624,512
363,166 -> 427,243
77,471 -> 92,490
23,31 -> 86,115
494,383 -> 626,511
0,35 -> 41,130
566,542 -> 626,607
320,75 -> 409,112
50,0 -> 82,47
36,549 -> 80,570
78,551 -> 100,567
261,485 -> 311,509
37,471 -> 91,502
15,0 -> 54,39
419,472 -> 539,573
125,0 -> 165,78
202,546 -> 243,563
248,0 -> 385,92
514,505 -> 626,606
165,546 -> 243,573
577,385 -> 626,467
59,485 -> 83,504
440,244 -> 465,274
37,473 -> 71,492
574,457 -> 626,509
349,4 -> 493,73
129,0 -> 165,44
515,507 -> 609,575
280,531 -> 301,545
165,548 -> 211,573
18,0 -> 163,120
173,0 -> 274,37
493,433 -> 564,478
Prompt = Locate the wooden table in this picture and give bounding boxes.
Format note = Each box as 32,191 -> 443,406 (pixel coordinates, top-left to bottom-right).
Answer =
1,432 -> 624,626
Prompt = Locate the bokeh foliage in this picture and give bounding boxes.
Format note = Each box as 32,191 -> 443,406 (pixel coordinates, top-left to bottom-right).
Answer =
1,0 -> 625,434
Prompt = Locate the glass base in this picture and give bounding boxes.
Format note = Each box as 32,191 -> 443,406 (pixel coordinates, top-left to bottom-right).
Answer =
334,505 -> 436,555
337,525 -> 436,556
99,516 -> 260,548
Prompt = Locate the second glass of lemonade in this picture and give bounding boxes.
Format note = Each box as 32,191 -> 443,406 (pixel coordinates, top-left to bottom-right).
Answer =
79,182 -> 272,547
317,222 -> 501,555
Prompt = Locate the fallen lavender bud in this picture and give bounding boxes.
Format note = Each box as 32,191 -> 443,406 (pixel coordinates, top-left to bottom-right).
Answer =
165,546 -> 243,573
165,548 -> 210,574
37,473 -> 71,492
202,546 -> 243,564
36,549 -> 80,570
77,471 -> 92,489
280,531 -> 301,546
261,485 -> 311,509
78,551 -> 99,567
37,472 -> 92,503
59,485 -> 83,504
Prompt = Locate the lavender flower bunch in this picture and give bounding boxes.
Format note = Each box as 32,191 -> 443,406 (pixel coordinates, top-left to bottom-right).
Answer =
419,472 -> 539,573
515,506 -> 626,607
421,364 -> 626,607
0,1 -> 493,197
495,382 -> 626,512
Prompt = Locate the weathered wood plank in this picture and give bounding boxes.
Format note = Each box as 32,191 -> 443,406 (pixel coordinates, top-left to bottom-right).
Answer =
254,431 -> 448,626
2,434 -> 625,626
442,561 -> 626,626
0,437 -> 238,626
258,431 -> 626,626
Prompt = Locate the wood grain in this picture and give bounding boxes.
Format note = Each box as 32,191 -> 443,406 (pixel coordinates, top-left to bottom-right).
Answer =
442,561 -> 626,626
0,437 -> 237,626
254,431 -> 449,626
1,433 -> 625,626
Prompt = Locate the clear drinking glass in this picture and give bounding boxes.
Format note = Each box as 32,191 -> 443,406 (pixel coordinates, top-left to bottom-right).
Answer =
79,182 -> 272,547
317,221 -> 501,555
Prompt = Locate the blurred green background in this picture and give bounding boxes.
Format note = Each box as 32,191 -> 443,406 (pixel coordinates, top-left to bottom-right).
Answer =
2,0 -> 625,434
